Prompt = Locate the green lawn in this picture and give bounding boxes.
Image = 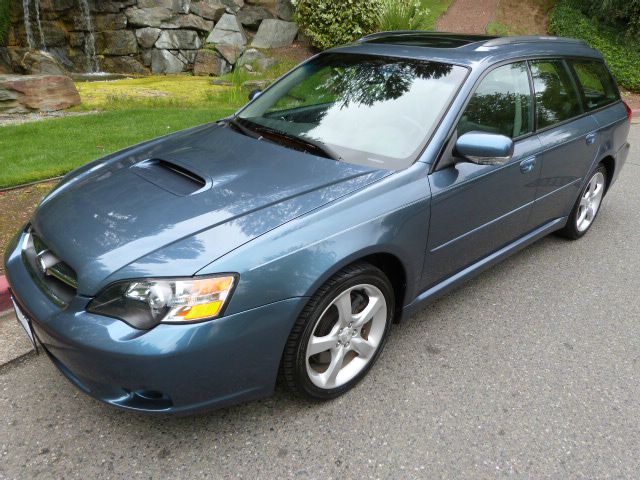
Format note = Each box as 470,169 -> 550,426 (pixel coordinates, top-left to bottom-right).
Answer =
0,108 -> 236,188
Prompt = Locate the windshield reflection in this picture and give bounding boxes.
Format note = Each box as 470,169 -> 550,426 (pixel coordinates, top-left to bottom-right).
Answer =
239,53 -> 468,170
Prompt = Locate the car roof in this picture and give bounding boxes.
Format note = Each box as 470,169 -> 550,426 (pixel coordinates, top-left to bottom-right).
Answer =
329,31 -> 603,68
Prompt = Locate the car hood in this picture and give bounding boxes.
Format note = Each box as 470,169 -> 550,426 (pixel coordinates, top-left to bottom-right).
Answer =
32,123 -> 388,295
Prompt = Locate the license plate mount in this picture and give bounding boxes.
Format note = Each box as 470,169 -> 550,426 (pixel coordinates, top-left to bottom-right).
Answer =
11,297 -> 38,353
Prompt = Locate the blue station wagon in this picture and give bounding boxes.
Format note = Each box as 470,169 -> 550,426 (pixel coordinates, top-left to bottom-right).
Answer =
5,32 -> 632,413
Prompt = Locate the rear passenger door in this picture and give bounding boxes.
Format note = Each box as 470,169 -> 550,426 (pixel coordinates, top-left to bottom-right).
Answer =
529,59 -> 600,228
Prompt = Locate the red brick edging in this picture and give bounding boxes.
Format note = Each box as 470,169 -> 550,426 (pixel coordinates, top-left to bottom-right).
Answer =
0,275 -> 11,313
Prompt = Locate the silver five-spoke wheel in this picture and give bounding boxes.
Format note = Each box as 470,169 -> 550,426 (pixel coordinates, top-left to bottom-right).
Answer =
576,171 -> 605,232
305,284 -> 387,389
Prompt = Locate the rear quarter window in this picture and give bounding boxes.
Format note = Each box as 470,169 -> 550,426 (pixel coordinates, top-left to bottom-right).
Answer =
570,59 -> 619,111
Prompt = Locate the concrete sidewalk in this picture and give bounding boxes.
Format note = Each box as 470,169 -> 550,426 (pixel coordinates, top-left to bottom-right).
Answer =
0,309 -> 35,366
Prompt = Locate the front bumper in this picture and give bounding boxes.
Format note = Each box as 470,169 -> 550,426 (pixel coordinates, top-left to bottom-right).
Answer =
5,230 -> 305,414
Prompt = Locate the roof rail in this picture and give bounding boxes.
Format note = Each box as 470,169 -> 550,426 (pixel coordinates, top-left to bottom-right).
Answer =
481,35 -> 588,47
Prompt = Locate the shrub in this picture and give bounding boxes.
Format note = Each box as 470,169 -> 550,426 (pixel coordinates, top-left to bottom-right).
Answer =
0,0 -> 13,46
549,0 -> 640,92
572,0 -> 640,41
377,0 -> 430,31
294,0 -> 381,50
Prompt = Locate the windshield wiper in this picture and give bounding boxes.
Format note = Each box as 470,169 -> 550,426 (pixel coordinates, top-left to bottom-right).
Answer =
224,117 -> 263,140
249,123 -> 343,161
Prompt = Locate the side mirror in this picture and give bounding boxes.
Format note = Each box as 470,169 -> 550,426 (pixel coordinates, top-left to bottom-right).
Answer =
248,89 -> 262,101
454,131 -> 514,166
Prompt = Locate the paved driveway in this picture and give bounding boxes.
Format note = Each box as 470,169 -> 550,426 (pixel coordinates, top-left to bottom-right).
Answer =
1,124 -> 639,479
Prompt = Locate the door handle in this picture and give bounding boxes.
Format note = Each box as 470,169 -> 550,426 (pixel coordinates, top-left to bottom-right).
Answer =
586,132 -> 597,145
519,157 -> 536,174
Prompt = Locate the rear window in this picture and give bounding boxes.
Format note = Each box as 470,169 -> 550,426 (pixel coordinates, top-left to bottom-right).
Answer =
570,59 -> 619,111
530,59 -> 584,129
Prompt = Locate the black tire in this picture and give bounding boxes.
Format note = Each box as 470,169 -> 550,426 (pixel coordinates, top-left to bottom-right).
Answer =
281,262 -> 395,400
557,164 -> 607,240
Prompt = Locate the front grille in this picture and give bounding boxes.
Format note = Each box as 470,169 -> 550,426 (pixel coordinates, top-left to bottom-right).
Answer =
22,229 -> 78,307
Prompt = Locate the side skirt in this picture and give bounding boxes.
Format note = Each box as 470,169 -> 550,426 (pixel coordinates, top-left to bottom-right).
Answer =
398,217 -> 567,322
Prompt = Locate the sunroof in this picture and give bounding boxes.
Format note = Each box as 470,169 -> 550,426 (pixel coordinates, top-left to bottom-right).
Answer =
364,33 -> 497,48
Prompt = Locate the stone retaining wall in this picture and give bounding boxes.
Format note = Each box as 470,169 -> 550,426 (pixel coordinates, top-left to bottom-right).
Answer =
1,0 -> 296,75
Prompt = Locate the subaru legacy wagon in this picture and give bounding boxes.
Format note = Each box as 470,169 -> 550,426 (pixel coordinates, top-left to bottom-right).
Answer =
5,32 -> 631,413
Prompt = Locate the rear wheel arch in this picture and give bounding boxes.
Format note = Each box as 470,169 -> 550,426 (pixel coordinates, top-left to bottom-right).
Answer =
599,155 -> 615,194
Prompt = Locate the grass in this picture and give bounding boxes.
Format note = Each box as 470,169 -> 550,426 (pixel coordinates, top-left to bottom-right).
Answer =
1,57 -> 299,188
0,108 -> 236,188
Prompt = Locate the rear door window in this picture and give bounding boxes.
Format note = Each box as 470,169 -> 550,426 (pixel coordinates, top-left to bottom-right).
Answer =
458,61 -> 533,138
570,59 -> 619,111
529,59 -> 584,129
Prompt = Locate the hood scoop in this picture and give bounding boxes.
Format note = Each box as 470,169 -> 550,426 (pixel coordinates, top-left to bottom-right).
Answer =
132,158 -> 208,196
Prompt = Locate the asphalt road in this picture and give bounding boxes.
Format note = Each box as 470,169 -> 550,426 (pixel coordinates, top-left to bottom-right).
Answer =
1,124 -> 639,480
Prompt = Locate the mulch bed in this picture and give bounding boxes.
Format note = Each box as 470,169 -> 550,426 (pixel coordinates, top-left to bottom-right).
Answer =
0,180 -> 58,275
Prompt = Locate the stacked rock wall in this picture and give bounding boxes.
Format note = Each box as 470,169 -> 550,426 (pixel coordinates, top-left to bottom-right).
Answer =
1,0 -> 296,75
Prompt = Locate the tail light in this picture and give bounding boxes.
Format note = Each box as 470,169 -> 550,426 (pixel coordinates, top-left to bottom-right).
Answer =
623,101 -> 633,122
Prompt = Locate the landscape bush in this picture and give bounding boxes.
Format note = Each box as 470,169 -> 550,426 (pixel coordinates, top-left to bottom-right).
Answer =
549,0 -> 640,92
572,0 -> 640,41
294,0 -> 380,50
0,0 -> 12,46
377,0 -> 430,31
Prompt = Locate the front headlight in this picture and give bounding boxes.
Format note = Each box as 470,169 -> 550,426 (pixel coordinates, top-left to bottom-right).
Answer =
87,275 -> 237,330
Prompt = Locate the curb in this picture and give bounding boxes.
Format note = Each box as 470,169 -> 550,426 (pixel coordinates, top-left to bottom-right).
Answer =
0,275 -> 11,314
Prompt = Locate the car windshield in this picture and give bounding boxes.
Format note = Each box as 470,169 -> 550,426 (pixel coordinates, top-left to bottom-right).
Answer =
237,53 -> 468,169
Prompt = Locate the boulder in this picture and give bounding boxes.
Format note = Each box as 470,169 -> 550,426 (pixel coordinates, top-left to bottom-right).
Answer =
160,14 -> 214,31
138,0 -> 190,13
193,49 -> 230,76
237,6 -> 273,30
0,75 -> 81,113
91,0 -> 137,13
155,30 -> 202,49
0,48 -> 11,74
41,0 -> 75,11
125,7 -> 174,27
236,48 -> 266,66
251,19 -> 298,49
255,57 -> 278,71
40,21 -> 68,47
101,56 -> 148,74
177,49 -> 198,64
68,32 -> 85,48
96,30 -> 139,55
151,48 -> 185,73
135,27 -> 162,49
141,49 -> 153,66
93,14 -> 128,31
206,13 -> 247,47
241,79 -> 269,90
221,0 -> 244,12
275,0 -> 294,21
189,0 -> 226,21
215,43 -> 243,64
20,50 -> 67,75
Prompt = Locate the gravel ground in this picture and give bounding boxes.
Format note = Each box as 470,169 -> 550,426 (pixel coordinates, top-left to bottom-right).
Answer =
0,124 -> 638,479
437,0 -> 500,33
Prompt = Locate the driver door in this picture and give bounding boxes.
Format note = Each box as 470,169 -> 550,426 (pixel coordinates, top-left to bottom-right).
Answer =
421,61 -> 543,289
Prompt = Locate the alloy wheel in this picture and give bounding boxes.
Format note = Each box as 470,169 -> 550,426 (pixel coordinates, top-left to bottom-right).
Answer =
576,171 -> 605,232
305,284 -> 387,389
